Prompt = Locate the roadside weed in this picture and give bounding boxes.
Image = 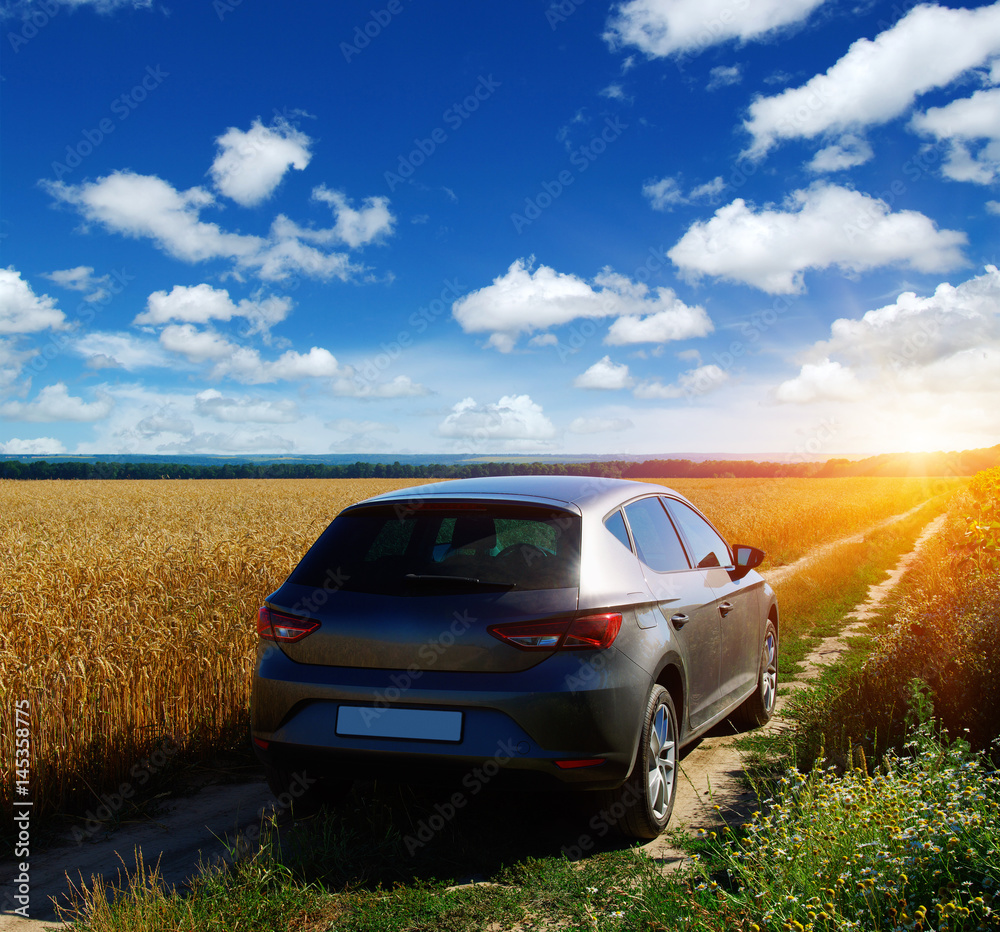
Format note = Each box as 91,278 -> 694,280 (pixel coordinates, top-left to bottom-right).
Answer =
703,723 -> 1000,931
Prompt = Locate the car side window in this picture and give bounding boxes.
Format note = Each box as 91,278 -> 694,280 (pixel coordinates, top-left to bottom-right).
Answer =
664,499 -> 732,569
603,508 -> 632,551
623,497 -> 689,572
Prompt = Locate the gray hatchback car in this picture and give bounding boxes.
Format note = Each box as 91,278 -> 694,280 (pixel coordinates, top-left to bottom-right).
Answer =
251,475 -> 778,839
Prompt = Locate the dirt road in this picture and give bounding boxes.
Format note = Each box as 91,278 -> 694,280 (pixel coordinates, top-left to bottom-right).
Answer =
0,513 -> 946,930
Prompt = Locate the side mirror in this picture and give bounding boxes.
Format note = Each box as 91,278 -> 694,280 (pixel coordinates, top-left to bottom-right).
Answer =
729,544 -> 765,581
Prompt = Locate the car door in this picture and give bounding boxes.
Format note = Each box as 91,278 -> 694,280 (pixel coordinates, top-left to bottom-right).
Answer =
621,496 -> 722,731
663,497 -> 760,712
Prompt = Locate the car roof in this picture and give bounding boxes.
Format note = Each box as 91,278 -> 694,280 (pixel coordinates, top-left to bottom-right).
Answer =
351,474 -> 690,516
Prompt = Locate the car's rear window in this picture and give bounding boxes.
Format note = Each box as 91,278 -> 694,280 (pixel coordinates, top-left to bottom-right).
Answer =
289,502 -> 581,595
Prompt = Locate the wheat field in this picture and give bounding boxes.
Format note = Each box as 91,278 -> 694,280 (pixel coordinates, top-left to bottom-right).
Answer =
0,476 -> 959,824
647,475 -> 957,565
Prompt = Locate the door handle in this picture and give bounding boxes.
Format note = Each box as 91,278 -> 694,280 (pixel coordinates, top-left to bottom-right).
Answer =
719,601 -> 733,617
670,613 -> 689,627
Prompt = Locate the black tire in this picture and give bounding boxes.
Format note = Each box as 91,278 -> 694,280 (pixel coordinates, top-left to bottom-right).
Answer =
730,620 -> 778,730
264,763 -> 353,817
600,685 -> 679,840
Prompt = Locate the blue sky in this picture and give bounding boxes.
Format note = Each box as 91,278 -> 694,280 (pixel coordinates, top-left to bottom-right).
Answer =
2,0 -> 999,458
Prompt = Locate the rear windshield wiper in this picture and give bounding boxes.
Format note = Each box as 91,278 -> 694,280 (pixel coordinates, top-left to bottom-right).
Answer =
403,574 -> 515,589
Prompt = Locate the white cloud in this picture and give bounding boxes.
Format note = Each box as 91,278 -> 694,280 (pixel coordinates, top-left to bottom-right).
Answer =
744,3 -> 1000,158
818,265 -> 1000,367
312,186 -> 395,248
223,345 -> 346,383
0,436 -> 67,454
194,389 -> 299,423
807,134 -> 874,173
155,430 -> 296,455
452,259 -> 713,351
63,383 -> 308,455
44,172 -> 256,263
776,266 -> 1000,403
568,416 -> 633,434
43,170 -> 392,283
335,374 -> 429,399
0,267 -> 66,334
0,383 -> 113,422
574,356 -> 634,389
159,323 -> 234,364
136,283 -> 292,332
139,317 -> 425,394
137,413 -> 194,436
74,331 -> 172,371
774,358 -> 865,403
53,0 -> 150,9
706,65 -> 741,91
42,266 -> 111,302
4,0 -> 151,13
988,201 -> 1000,215
643,175 -> 726,210
600,83 -> 626,100
605,293 -> 713,344
210,118 -> 312,207
689,176 -> 725,201
437,394 -> 557,441
633,363 -> 729,399
0,339 -> 34,391
267,346 -> 344,380
604,0 -> 826,58
252,227 -> 359,281
910,87 -> 1000,184
643,177 -> 685,211
668,183 -> 967,294
157,323 -> 346,383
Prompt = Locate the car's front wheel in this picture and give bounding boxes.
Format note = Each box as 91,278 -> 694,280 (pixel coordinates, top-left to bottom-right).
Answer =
601,684 -> 678,840
730,620 -> 778,729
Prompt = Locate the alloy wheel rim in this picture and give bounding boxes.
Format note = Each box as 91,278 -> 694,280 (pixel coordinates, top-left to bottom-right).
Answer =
761,630 -> 777,713
646,703 -> 676,821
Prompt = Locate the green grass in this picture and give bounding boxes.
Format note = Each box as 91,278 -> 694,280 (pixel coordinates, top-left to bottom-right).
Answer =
700,722 -> 1000,932
59,739 -> 1000,932
774,495 -> 1000,777
59,828 -> 737,932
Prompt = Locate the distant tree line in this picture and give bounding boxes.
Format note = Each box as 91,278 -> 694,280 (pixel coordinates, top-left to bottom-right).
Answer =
0,460 -> 628,481
622,445 -> 1000,480
1,445 -> 996,481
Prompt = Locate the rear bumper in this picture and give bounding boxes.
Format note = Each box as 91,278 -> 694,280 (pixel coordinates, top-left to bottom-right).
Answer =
250,642 -> 649,790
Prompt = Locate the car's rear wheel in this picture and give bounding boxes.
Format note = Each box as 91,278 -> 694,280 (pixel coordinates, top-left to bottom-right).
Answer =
730,620 -> 778,729
264,762 -> 353,817
601,685 -> 678,840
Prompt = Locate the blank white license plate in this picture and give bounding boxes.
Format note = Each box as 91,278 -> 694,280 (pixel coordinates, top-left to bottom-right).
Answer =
336,706 -> 463,742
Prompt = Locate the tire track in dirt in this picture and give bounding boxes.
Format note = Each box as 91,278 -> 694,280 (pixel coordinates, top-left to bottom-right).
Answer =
764,500 -> 936,588
0,783 -> 277,930
642,511 -> 948,870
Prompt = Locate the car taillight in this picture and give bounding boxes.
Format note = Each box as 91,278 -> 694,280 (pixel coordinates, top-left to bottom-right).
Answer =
257,606 -> 320,643
487,612 -> 622,651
